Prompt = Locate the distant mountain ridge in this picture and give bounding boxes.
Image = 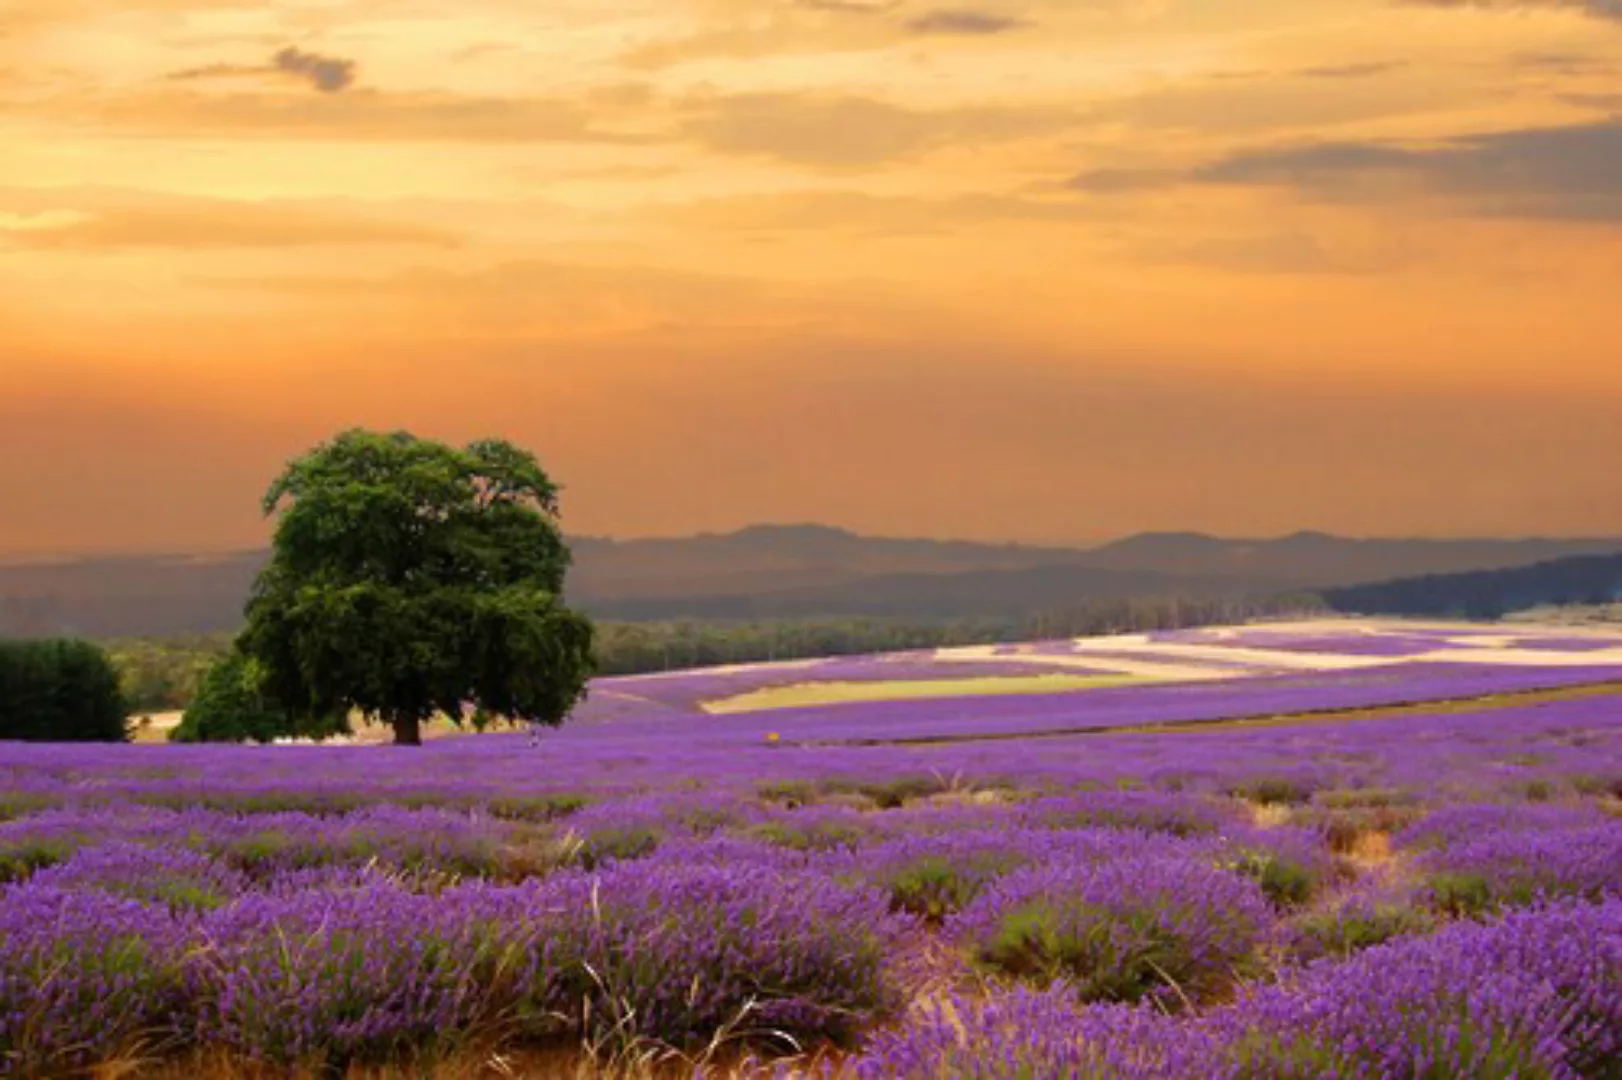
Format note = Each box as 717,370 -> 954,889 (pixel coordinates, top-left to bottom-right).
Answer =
2,525 -> 1619,637
1324,553 -> 1622,618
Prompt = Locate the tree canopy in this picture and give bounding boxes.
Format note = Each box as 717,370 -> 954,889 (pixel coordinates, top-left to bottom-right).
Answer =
239,430 -> 595,745
0,638 -> 127,742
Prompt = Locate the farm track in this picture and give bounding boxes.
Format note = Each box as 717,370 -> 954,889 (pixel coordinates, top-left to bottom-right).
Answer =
799,679 -> 1622,748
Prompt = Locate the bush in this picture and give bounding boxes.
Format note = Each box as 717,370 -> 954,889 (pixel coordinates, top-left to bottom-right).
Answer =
0,885 -> 189,1075
0,639 -> 127,742
832,828 -> 1211,923
32,842 -> 248,913
1214,898 -> 1622,1079
1419,824 -> 1621,915
489,856 -> 912,1050
193,884 -> 520,1068
951,858 -> 1273,1006
1216,827 -> 1347,908
845,987 -> 1216,1080
1285,896 -> 1437,962
171,651 -> 348,744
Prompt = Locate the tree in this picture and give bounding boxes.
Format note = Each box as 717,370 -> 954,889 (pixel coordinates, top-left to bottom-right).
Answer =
171,651 -> 349,744
0,639 -> 128,742
238,430 -> 596,746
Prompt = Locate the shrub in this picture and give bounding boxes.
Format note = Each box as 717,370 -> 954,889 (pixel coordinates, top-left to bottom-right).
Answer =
32,842 -> 247,913
171,651 -> 347,744
192,884 -> 523,1068
1216,827 -> 1347,908
1211,898 -> 1622,1079
1020,791 -> 1234,837
1418,824 -> 1621,914
951,858 -> 1273,1006
0,639 -> 127,743
845,987 -> 1218,1080
0,885 -> 189,1075
487,793 -> 589,822
1229,776 -> 1316,807
499,856 -> 912,1050
1285,896 -> 1437,962
832,828 -> 1210,923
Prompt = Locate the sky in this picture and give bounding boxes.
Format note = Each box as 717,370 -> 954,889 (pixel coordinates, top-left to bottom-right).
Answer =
2,0 -> 1620,554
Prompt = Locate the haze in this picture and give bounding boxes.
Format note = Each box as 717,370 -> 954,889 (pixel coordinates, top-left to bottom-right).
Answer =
3,0 -> 1620,555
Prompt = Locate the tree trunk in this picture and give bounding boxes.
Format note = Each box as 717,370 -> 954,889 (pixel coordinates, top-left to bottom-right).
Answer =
391,715 -> 422,746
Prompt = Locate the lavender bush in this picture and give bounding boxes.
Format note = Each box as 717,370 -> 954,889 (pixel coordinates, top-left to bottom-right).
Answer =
949,858 -> 1274,1005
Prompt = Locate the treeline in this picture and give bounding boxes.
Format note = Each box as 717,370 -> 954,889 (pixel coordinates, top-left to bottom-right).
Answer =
0,638 -> 127,741
1324,554 -> 1622,619
109,593 -> 1324,714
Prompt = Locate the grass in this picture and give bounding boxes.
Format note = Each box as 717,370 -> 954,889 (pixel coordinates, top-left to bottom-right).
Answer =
701,674 -> 1152,714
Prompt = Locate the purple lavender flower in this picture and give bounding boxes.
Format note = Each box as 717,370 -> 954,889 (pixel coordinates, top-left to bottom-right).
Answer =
949,858 -> 1274,1005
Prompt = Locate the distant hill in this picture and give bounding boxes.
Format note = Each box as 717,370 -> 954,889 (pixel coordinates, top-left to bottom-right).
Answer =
2,524 -> 1618,638
568,524 -> 1092,600
1323,553 -> 1622,618
581,562 -> 1222,620
1080,531 -> 1622,585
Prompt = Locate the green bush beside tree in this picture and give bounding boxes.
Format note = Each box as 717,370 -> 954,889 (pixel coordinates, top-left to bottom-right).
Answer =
0,638 -> 128,742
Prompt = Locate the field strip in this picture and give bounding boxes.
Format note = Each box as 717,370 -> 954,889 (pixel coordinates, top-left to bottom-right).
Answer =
797,679 -> 1622,748
702,674 -> 1154,714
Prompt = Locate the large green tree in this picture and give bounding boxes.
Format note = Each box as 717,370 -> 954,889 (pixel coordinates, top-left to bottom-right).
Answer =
239,430 -> 596,745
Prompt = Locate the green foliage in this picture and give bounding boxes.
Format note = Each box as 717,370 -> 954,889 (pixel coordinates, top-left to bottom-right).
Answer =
575,827 -> 662,869
1231,776 -> 1316,807
1288,902 -> 1437,962
102,591 -> 1326,716
105,634 -> 232,714
238,430 -> 596,745
1426,872 -> 1496,917
0,638 -> 128,742
981,902 -> 1188,1004
486,793 -> 590,823
745,818 -> 873,852
885,857 -> 1000,922
171,651 -> 348,744
1228,851 -> 1321,907
0,838 -> 75,884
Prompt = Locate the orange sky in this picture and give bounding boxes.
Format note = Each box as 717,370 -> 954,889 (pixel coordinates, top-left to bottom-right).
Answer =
2,0 -> 1620,553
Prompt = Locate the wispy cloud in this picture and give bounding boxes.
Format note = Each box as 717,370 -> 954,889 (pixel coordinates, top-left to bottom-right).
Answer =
679,91 -> 1074,167
1071,117 -> 1622,221
1401,0 -> 1622,22
0,199 -> 459,249
168,45 -> 358,93
1297,61 -> 1408,79
271,46 -> 356,92
905,9 -> 1032,34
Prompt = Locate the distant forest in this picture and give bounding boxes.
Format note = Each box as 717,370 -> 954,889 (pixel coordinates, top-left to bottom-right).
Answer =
109,593 -> 1321,714
1324,553 -> 1622,619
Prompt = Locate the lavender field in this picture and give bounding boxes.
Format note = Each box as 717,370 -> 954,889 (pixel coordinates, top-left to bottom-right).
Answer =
3,622 -> 1621,1078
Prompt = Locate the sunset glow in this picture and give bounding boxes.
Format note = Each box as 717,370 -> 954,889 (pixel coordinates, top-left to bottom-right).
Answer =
3,0 -> 1620,552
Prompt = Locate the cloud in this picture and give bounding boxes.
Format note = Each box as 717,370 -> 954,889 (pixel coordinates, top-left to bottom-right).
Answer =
1072,117 -> 1622,221
793,0 -> 900,11
0,199 -> 460,250
1401,0 -> 1622,21
36,87 -> 654,144
679,92 -> 1074,167
905,9 -> 1032,34
168,46 -> 357,93
272,46 -> 356,93
646,188 -> 1107,236
1296,61 -> 1408,79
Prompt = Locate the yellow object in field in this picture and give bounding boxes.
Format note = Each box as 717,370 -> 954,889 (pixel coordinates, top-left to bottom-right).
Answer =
766,732 -> 781,745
